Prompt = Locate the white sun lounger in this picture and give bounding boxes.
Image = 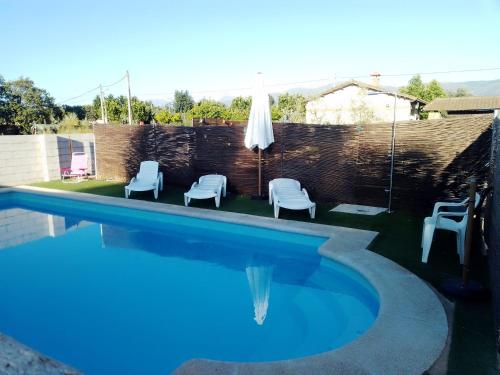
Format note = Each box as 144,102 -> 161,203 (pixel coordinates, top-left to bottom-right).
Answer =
269,178 -> 316,219
184,174 -> 227,208
125,161 -> 163,200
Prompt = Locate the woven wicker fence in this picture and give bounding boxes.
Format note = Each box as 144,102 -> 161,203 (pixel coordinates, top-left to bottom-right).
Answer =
94,114 -> 492,210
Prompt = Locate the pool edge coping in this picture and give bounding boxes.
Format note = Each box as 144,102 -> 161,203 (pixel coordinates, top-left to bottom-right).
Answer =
0,186 -> 448,375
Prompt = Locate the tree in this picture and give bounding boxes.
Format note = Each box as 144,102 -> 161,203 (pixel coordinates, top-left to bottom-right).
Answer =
155,109 -> 181,124
271,106 -> 281,121
173,90 -> 194,114
425,80 -> 446,102
85,95 -> 102,121
104,95 -> 125,123
0,75 -> 14,126
400,74 -> 426,100
189,99 -> 228,119
62,105 -> 86,120
131,98 -> 154,123
227,96 -> 251,120
400,75 -> 446,102
3,77 -> 61,133
448,88 -> 471,97
276,93 -> 307,122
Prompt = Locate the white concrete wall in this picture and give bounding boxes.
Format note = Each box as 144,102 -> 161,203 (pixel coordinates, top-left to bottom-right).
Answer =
0,209 -> 66,250
306,86 -> 418,124
0,133 -> 95,186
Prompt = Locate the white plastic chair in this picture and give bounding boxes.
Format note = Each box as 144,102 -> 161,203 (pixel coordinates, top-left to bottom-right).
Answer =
269,178 -> 316,219
184,174 -> 227,208
421,193 -> 480,264
125,161 -> 163,200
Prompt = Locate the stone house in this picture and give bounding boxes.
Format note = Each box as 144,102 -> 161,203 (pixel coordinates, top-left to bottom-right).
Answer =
305,80 -> 425,125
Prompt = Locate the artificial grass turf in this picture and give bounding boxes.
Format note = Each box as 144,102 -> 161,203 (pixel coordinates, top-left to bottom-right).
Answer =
30,179 -> 498,374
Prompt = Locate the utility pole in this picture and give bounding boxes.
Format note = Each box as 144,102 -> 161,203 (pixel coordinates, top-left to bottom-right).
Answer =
99,85 -> 106,123
126,70 -> 133,125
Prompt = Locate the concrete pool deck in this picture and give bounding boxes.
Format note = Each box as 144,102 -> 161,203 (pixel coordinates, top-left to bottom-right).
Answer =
0,186 -> 448,375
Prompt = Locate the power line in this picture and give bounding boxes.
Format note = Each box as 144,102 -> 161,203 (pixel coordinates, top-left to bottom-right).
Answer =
57,74 -> 127,105
136,66 -> 500,98
62,66 -> 500,103
101,74 -> 126,89
58,86 -> 100,105
374,66 -> 500,78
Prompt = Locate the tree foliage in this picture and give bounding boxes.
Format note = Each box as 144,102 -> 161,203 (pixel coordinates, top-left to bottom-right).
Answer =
399,74 -> 447,102
58,112 -> 92,133
85,96 -> 102,122
155,109 -> 181,124
62,105 -> 86,120
0,76 -> 312,132
131,98 -> 154,123
189,99 -> 228,119
448,88 -> 471,97
0,75 -> 13,126
426,80 -> 446,101
227,96 -> 252,120
0,77 -> 61,133
276,93 -> 307,122
173,90 -> 194,113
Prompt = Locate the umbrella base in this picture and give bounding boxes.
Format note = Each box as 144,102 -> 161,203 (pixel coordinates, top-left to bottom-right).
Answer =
440,278 -> 490,300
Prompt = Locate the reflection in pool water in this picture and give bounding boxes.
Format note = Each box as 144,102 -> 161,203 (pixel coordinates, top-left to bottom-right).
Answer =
0,194 -> 379,375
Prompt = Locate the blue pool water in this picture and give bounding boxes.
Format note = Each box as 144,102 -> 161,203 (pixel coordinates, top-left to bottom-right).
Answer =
0,192 -> 379,375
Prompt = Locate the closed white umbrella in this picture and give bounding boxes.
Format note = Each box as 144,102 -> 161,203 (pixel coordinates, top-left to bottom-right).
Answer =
244,72 -> 274,196
245,265 -> 273,325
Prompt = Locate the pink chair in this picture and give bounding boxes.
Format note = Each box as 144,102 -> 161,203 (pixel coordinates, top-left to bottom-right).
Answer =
61,152 -> 88,183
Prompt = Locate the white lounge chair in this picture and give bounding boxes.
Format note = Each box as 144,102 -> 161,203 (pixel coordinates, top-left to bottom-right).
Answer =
421,193 -> 480,264
269,178 -> 316,219
125,161 -> 163,200
184,174 -> 227,208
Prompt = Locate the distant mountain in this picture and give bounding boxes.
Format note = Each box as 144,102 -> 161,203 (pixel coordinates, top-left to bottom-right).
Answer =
440,79 -> 500,96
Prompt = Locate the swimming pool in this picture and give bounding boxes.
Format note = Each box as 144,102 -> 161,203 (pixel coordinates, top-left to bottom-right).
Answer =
0,191 -> 379,375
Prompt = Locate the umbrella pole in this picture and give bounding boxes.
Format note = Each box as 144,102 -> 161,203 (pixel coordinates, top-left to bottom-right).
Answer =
258,148 -> 262,197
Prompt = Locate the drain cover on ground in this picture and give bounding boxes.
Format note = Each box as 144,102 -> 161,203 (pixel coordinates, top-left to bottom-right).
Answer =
330,204 -> 387,216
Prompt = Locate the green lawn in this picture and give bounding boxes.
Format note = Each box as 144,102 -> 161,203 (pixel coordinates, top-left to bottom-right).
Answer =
31,179 -> 498,374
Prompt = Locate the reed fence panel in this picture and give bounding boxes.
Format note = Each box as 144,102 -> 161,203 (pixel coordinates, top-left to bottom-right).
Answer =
94,114 -> 492,210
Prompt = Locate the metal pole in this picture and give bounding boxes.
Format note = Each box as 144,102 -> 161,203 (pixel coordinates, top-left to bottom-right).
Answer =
387,93 -> 397,213
258,148 -> 262,197
126,70 -> 133,125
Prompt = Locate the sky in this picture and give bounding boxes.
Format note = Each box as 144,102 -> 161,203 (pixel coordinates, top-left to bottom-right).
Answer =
1,0 -> 500,105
